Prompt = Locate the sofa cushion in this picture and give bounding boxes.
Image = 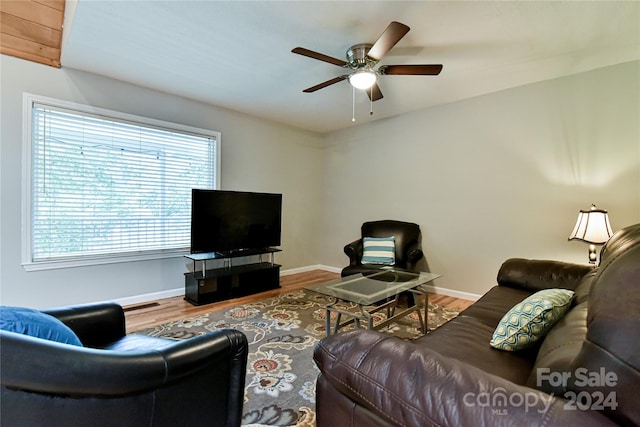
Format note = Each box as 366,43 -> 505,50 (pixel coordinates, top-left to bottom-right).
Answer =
526,302 -> 588,394
0,306 -> 83,346
573,269 -> 597,305
458,285 -> 532,328
361,236 -> 395,265
497,258 -> 593,292
103,334 -> 177,351
490,289 -> 575,351
416,315 -> 538,385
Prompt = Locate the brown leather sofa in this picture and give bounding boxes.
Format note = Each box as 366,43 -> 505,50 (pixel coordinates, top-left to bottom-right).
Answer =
314,222 -> 640,427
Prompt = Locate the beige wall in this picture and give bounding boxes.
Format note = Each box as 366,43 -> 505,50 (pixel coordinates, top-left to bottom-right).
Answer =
0,55 -> 324,307
1,55 -> 638,307
318,61 -> 640,296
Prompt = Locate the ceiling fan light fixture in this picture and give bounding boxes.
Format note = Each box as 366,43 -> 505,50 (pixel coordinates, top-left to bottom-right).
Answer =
349,70 -> 377,90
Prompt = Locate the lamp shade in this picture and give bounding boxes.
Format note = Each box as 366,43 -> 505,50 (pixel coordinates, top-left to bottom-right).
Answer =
349,71 -> 377,90
568,205 -> 613,244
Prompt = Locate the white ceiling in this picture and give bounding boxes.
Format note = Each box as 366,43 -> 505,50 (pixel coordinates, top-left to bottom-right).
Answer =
61,1 -> 640,134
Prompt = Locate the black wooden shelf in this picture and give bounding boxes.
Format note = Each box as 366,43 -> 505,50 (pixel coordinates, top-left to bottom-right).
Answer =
184,249 -> 281,306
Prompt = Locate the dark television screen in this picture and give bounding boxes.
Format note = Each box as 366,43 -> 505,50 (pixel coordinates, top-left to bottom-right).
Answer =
190,189 -> 282,254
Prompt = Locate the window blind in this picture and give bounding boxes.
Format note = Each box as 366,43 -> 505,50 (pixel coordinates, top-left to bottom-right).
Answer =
29,101 -> 217,264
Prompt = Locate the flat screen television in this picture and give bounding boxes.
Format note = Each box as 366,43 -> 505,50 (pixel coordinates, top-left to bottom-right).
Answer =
190,189 -> 282,254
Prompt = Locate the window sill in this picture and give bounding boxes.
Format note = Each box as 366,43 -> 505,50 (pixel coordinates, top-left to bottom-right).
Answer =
22,248 -> 190,271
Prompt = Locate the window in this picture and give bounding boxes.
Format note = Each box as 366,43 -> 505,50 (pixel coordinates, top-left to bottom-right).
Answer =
22,94 -> 220,271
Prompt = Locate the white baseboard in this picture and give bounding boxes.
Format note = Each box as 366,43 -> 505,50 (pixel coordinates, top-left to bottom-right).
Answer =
112,288 -> 184,307
112,264 -> 479,306
420,284 -> 481,302
282,264 -> 341,275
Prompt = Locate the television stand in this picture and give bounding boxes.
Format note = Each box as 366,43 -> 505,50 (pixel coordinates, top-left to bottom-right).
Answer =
183,248 -> 281,306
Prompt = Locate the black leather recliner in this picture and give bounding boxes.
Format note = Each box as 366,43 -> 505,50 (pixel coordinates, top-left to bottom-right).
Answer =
342,219 -> 425,277
1,302 -> 248,427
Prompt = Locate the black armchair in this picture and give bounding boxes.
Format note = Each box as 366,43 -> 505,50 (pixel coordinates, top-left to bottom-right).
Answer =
342,220 -> 425,277
1,302 -> 248,427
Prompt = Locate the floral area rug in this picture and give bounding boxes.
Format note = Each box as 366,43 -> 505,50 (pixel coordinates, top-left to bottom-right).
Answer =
134,289 -> 459,426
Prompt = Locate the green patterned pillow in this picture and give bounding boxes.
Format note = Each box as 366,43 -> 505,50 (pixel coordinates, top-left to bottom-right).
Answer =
490,288 -> 575,351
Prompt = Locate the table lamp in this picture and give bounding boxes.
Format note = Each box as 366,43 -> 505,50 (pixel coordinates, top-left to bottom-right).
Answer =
568,204 -> 613,264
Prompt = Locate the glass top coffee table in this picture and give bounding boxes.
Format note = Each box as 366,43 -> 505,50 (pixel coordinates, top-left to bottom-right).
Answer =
306,269 -> 441,336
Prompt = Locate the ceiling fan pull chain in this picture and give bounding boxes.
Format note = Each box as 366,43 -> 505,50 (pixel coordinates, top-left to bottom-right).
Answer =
352,86 -> 356,122
370,94 -> 374,116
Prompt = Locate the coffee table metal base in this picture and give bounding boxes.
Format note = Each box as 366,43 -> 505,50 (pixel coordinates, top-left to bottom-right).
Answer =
324,288 -> 429,336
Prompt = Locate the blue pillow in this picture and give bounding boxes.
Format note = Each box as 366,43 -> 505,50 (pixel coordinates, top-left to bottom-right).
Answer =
490,289 -> 574,351
0,306 -> 83,346
361,236 -> 396,265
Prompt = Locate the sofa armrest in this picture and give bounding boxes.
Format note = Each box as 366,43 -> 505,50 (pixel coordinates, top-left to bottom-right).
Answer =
43,302 -> 126,348
1,329 -> 247,395
314,330 -> 615,427
344,239 -> 363,266
1,328 -> 248,427
497,258 -> 593,292
406,247 -> 424,265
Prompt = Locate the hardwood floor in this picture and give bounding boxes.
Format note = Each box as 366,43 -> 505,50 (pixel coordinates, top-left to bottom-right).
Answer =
124,269 -> 475,333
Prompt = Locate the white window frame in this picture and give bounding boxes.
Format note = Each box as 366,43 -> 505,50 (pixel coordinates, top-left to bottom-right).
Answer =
21,93 -> 221,271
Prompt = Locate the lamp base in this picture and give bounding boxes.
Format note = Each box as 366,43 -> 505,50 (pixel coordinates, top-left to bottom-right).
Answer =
588,244 -> 598,264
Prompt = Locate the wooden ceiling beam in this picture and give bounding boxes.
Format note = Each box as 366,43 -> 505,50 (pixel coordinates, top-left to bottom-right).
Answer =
0,0 -> 64,68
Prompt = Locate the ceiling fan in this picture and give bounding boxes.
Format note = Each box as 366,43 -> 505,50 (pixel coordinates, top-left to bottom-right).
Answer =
292,21 -> 443,102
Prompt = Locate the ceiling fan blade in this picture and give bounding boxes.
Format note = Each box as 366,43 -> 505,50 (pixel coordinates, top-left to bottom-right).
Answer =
292,47 -> 348,67
379,64 -> 443,75
302,75 -> 349,93
367,21 -> 410,61
366,83 -> 383,101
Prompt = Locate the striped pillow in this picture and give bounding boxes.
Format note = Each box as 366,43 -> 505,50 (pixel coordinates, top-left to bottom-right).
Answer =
361,236 -> 396,265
